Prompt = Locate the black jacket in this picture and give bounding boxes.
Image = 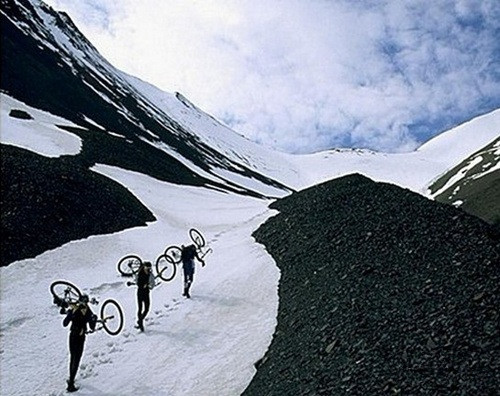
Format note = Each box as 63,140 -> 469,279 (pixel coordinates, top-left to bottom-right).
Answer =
63,304 -> 96,336
137,268 -> 152,292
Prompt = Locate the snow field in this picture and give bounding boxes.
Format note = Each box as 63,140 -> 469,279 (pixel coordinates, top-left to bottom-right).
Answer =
0,166 -> 280,395
0,94 -> 82,157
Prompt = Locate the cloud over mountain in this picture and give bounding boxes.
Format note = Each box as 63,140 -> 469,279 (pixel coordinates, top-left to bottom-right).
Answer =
45,0 -> 500,153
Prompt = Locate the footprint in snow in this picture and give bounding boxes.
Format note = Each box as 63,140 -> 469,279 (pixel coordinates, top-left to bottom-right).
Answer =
79,362 -> 95,379
88,281 -> 123,294
106,341 -> 123,354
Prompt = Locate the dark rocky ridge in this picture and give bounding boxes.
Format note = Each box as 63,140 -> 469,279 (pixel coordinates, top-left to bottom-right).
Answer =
244,174 -> 499,395
1,144 -> 155,266
430,137 -> 500,228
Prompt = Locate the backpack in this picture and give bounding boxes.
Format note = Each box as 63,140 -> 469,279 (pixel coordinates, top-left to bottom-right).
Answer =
148,272 -> 155,290
181,245 -> 196,262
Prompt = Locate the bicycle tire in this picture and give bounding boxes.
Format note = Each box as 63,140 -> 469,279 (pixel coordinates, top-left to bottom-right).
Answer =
100,299 -> 124,336
189,228 -> 206,248
117,254 -> 142,277
164,245 -> 182,264
155,254 -> 177,282
50,280 -> 82,306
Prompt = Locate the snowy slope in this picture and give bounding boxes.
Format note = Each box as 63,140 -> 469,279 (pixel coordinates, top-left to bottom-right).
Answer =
0,94 -> 82,157
427,137 -> 500,225
0,161 -> 280,395
123,75 -> 301,189
428,137 -> 500,200
1,0 -> 500,395
289,109 -> 500,193
1,103 -> 498,395
123,73 -> 500,194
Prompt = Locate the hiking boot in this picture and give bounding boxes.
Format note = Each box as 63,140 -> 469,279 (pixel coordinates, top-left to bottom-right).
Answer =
66,380 -> 78,392
135,320 -> 144,332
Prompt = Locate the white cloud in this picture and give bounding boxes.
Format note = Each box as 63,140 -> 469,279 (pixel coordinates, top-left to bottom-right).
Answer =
44,0 -> 500,153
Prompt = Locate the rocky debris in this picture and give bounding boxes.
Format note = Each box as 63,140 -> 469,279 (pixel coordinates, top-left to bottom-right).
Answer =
244,173 -> 499,395
1,144 -> 155,266
9,109 -> 33,119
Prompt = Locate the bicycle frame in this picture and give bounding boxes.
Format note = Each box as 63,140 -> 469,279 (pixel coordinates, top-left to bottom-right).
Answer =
93,317 -> 112,333
198,247 -> 213,259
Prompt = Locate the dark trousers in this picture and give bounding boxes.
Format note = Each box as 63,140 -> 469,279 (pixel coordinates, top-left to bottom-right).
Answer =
68,332 -> 85,383
184,271 -> 194,291
137,289 -> 150,324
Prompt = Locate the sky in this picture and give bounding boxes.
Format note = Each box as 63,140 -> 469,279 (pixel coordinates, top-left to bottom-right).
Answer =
44,0 -> 500,154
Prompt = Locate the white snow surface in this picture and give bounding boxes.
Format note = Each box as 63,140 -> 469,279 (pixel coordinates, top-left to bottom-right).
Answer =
1,106 -> 498,396
0,164 -> 279,396
125,74 -> 500,193
0,94 -> 82,157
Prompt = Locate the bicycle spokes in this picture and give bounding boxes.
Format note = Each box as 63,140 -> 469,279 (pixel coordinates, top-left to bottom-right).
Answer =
100,300 -> 124,336
189,228 -> 206,248
117,255 -> 142,277
156,254 -> 177,282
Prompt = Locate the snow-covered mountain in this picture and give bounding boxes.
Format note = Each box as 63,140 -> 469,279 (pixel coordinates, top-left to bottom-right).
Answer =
2,0 -> 498,196
1,0 -> 292,199
1,0 -> 499,395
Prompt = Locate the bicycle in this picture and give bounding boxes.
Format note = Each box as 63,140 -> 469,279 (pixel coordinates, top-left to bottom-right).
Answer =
156,228 -> 212,282
89,299 -> 124,336
116,254 -> 142,277
188,228 -> 213,260
50,280 -> 124,336
50,280 -> 83,312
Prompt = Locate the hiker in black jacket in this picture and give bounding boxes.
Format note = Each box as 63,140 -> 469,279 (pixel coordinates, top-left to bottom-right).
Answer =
135,261 -> 154,331
181,244 -> 205,298
63,294 -> 96,392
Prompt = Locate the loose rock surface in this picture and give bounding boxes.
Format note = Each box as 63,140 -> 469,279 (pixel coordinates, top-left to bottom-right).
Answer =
244,174 -> 499,395
1,144 -> 155,266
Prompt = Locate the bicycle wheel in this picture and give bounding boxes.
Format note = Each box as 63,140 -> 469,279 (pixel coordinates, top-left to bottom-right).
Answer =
50,280 -> 82,306
189,228 -> 206,248
117,254 -> 142,277
164,245 -> 182,264
100,299 -> 124,336
155,254 -> 177,282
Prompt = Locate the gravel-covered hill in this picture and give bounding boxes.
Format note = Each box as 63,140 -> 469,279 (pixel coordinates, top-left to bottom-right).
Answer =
1,144 -> 155,266
245,174 -> 499,395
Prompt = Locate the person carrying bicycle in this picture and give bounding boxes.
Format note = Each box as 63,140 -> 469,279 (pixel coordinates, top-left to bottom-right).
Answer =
181,244 -> 205,298
135,261 -> 155,331
62,294 -> 97,392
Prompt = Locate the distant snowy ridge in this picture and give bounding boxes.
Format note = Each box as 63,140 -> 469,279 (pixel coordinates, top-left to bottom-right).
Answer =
2,0 -> 499,198
287,108 -> 499,193
123,72 -> 500,194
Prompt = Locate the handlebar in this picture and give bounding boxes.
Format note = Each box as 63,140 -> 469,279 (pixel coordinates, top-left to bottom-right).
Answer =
199,247 -> 213,260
